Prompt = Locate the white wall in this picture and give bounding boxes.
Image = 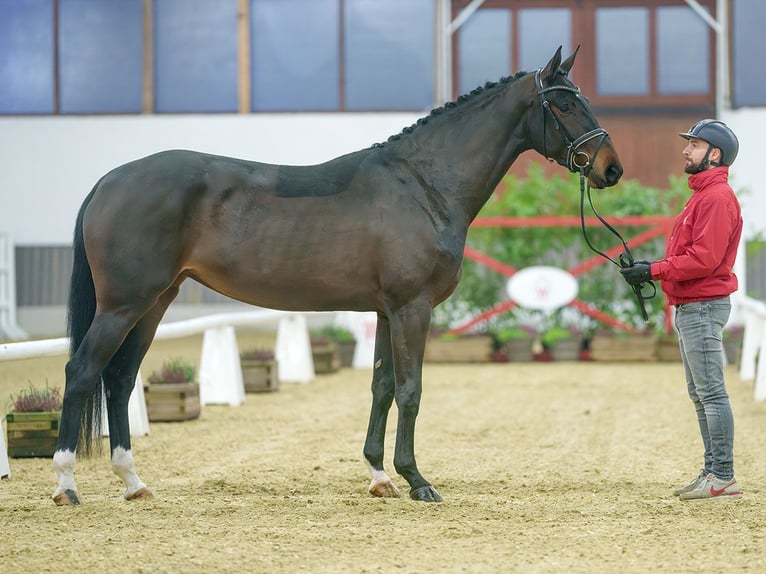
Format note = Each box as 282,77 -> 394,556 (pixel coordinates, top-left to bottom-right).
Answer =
721,108 -> 766,240
0,113 -> 422,245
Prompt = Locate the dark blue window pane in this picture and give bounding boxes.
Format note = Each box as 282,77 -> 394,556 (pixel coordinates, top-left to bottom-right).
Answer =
596,7 -> 649,96
154,0 -> 238,112
251,0 -> 339,111
457,9 -> 510,96
59,0 -> 143,113
657,6 -> 709,94
0,0 -> 54,114
732,0 -> 766,107
345,0 -> 434,110
519,8 -> 571,73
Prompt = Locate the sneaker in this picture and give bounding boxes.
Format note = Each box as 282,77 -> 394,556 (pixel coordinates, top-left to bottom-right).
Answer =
672,470 -> 706,497
679,473 -> 741,501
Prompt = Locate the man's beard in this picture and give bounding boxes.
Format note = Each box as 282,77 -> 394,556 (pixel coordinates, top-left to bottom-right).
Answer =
684,159 -> 700,174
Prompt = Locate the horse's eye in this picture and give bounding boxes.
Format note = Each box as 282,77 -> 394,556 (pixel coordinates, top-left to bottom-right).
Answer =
559,103 -> 571,114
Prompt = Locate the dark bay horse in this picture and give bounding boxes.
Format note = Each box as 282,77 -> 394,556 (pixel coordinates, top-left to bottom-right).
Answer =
53,47 -> 622,505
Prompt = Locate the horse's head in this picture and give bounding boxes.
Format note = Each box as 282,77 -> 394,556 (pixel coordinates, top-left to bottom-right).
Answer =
528,47 -> 623,189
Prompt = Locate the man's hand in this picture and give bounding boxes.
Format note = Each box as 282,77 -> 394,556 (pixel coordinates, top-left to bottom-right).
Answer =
620,262 -> 652,286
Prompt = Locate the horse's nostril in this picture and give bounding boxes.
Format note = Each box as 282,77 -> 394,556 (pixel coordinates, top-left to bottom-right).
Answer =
606,163 -> 623,185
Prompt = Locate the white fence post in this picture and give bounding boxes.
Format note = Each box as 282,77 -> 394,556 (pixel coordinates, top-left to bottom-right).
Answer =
275,314 -> 314,383
199,325 -> 245,406
1,421 -> 10,478
0,233 -> 27,340
738,296 -> 766,401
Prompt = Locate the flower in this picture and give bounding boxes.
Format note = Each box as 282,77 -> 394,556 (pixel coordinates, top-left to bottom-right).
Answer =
147,358 -> 195,384
10,383 -> 63,412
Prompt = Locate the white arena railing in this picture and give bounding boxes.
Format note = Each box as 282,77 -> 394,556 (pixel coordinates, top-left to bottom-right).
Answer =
738,295 -> 766,401
0,308 -> 376,479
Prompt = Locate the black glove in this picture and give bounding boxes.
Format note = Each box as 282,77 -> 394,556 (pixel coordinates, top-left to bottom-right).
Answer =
620,262 -> 652,286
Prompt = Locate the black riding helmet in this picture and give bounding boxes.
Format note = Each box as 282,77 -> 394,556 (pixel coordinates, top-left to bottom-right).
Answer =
678,119 -> 739,169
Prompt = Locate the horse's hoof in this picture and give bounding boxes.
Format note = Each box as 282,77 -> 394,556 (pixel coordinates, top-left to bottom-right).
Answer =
368,479 -> 401,498
125,487 -> 154,501
410,485 -> 442,503
53,489 -> 81,506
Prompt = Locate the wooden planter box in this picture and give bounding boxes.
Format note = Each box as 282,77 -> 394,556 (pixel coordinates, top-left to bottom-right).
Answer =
425,336 -> 493,363
6,411 -> 60,458
590,334 -> 657,362
656,335 -> 682,362
143,382 -> 201,422
312,344 -> 341,374
549,337 -> 582,362
336,340 -> 357,368
241,359 -> 279,393
504,337 -> 535,362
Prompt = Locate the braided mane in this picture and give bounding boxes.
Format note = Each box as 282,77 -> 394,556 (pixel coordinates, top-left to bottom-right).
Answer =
371,71 -> 529,148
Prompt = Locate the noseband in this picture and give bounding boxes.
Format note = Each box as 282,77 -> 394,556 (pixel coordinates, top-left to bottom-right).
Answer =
535,69 -> 608,173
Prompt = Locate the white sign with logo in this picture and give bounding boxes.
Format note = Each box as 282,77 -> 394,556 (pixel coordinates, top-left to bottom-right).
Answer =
505,266 -> 578,312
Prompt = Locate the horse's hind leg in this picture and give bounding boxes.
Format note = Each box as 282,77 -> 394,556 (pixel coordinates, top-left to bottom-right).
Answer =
363,314 -> 401,498
53,312 -> 142,505
103,287 -> 180,501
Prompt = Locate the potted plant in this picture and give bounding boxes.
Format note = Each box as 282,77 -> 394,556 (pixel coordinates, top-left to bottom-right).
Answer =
424,327 -> 494,363
491,325 -> 536,363
318,326 -> 357,367
240,348 -> 279,393
541,325 -> 583,362
144,357 -> 200,421
5,383 -> 62,458
590,328 -> 657,362
309,335 -> 342,374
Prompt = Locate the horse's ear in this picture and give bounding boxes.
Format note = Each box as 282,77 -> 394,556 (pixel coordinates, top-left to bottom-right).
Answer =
541,46 -> 563,81
558,45 -> 580,76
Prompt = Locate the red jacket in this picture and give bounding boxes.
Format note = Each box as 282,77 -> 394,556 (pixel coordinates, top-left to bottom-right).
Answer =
650,166 -> 742,305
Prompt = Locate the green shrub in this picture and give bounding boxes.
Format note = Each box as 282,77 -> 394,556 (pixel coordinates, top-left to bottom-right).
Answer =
434,165 -> 691,333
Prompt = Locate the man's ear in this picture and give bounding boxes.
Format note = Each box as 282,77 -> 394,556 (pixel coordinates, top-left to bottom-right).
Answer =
711,147 -> 723,163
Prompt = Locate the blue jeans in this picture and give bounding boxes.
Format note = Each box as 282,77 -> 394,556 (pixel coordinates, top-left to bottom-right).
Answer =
674,297 -> 734,480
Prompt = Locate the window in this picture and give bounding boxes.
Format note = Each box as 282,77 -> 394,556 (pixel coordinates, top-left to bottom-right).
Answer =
154,0 -> 239,113
250,0 -> 340,111
0,0 -> 55,114
731,0 -> 766,107
457,9 -> 511,95
59,0 -> 143,113
456,6 -> 571,96
452,0 -> 716,111
596,7 -> 650,96
344,0 -> 434,110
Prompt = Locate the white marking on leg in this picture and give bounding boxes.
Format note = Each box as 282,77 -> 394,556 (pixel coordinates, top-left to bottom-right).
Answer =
52,449 -> 77,498
366,459 -> 400,497
111,446 -> 148,499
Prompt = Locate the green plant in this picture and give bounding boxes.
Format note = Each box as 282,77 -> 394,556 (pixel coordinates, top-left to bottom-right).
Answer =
318,325 -> 355,342
148,358 -> 196,384
10,383 -> 63,412
436,165 -> 692,332
240,348 -> 275,361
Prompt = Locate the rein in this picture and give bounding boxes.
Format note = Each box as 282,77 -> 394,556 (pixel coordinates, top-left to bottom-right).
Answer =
577,169 -> 656,323
534,68 -> 655,323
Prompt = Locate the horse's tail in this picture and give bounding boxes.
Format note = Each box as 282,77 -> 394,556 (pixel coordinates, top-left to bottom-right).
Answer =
66,184 -> 102,458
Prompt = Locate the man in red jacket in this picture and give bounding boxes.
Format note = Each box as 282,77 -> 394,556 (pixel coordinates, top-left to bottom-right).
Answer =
621,119 -> 743,500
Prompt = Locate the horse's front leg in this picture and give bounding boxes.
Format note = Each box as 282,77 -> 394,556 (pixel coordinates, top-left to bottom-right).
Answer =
389,301 -> 442,502
363,314 -> 401,498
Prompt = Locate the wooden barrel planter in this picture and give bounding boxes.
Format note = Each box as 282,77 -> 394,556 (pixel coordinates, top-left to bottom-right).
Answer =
424,335 -> 493,363
590,333 -> 657,362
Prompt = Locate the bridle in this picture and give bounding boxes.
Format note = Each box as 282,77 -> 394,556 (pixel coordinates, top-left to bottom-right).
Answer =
535,68 -> 655,324
535,68 -> 609,173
